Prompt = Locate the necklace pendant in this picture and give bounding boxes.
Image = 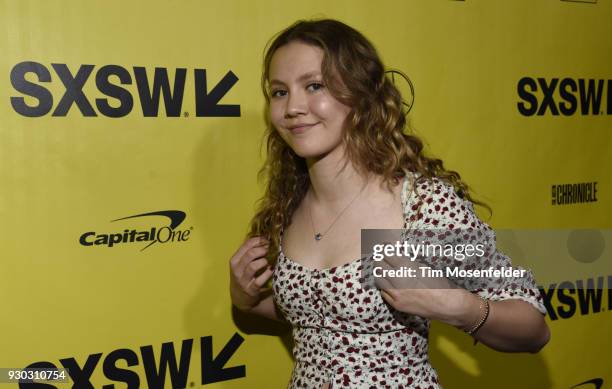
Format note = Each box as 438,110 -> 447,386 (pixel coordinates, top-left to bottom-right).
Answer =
314,233 -> 322,241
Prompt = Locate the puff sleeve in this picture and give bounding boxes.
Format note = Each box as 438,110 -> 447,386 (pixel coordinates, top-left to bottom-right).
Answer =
404,175 -> 547,315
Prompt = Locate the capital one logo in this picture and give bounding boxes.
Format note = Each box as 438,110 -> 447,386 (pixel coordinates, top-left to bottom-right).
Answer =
571,378 -> 604,389
79,210 -> 193,251
10,61 -> 240,117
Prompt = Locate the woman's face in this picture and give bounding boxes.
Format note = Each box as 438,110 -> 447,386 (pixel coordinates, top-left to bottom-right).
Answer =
268,41 -> 351,160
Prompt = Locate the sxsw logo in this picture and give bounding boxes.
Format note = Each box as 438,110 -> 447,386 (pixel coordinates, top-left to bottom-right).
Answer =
10,61 -> 240,117
540,275 -> 612,320
21,333 -> 246,388
517,77 -> 611,116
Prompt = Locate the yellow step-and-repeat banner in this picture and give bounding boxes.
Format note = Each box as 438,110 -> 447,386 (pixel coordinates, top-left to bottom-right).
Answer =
1,0 -> 610,388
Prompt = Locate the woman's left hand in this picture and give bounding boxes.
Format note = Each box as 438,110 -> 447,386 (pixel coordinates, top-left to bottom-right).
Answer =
377,257 -> 482,330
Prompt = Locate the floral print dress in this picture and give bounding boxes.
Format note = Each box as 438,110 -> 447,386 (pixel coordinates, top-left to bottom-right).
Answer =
272,174 -> 546,388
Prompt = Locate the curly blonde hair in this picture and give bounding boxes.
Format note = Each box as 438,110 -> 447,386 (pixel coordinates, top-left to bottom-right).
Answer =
247,19 -> 490,263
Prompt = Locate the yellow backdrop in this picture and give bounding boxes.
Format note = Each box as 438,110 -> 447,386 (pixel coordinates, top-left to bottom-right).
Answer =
1,0 -> 610,388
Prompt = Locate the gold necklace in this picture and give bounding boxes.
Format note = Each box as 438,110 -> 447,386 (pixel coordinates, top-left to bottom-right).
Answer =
307,182 -> 368,241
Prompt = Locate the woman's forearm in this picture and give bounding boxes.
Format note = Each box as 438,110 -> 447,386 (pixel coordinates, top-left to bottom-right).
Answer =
450,291 -> 550,353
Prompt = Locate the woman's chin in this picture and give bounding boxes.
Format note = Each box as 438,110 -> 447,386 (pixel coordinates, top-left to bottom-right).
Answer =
289,143 -> 342,162
292,149 -> 318,159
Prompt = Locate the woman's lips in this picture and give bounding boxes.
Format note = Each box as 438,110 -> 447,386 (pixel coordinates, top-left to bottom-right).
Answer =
288,123 -> 317,134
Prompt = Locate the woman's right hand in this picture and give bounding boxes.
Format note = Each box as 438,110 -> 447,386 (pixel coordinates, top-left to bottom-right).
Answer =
229,236 -> 274,311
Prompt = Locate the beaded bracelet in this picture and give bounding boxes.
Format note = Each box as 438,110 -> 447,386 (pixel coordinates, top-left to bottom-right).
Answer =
466,297 -> 490,336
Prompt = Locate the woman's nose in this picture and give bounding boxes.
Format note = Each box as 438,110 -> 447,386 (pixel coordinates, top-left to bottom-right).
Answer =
285,91 -> 307,117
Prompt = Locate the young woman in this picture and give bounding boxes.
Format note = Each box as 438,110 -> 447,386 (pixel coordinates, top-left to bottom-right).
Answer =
229,19 -> 550,389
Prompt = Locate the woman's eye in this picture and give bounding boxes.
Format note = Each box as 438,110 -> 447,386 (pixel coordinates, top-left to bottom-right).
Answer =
271,89 -> 287,98
269,83 -> 322,97
307,83 -> 324,91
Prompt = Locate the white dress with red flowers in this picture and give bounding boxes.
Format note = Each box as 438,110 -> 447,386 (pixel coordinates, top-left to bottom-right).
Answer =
272,174 -> 546,388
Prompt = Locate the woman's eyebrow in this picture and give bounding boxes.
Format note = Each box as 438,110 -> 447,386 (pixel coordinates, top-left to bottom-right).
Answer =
269,71 -> 322,86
